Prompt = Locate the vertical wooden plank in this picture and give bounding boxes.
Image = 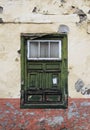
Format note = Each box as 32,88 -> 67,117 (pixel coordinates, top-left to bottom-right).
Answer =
21,36 -> 25,90
24,39 -> 28,90
61,35 -> 68,104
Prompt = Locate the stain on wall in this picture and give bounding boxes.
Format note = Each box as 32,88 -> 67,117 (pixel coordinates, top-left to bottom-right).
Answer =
75,79 -> 84,92
74,8 -> 87,23
0,6 -> 3,14
75,79 -> 90,95
58,25 -> 69,33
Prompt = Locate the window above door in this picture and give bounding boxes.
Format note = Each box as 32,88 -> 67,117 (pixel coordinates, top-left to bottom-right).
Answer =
27,40 -> 62,60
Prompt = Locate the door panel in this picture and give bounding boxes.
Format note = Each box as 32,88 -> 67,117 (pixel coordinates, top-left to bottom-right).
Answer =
28,73 -> 38,88
27,61 -> 61,90
28,63 -> 43,70
46,64 -> 60,70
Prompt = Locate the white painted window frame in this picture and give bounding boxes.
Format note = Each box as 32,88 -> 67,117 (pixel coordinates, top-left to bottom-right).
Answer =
27,40 -> 62,60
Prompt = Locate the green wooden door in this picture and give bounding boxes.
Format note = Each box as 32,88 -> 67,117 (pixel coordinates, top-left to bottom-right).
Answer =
21,34 -> 68,108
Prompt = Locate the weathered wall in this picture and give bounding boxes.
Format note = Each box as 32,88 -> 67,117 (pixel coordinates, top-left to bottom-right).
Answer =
0,0 -> 90,98
0,0 -> 90,130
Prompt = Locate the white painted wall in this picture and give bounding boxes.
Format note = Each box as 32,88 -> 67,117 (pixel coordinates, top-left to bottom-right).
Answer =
0,0 -> 90,98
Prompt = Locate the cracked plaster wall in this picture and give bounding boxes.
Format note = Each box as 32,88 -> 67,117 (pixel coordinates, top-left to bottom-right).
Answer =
0,0 -> 90,98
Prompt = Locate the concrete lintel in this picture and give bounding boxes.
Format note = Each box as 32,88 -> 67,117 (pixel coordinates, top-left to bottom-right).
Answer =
2,14 -> 79,24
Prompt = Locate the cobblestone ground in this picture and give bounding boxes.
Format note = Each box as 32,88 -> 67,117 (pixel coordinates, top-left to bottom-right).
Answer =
0,98 -> 90,130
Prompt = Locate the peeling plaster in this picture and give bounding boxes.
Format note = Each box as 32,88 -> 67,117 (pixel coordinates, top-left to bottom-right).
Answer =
68,102 -> 79,119
80,102 -> 90,107
75,79 -> 90,95
6,102 -> 15,109
75,79 -> 84,92
58,24 -> 69,33
74,8 -> 87,23
88,10 -> 90,14
0,18 -> 3,23
0,6 -> 3,13
46,116 -> 64,127
87,22 -> 90,33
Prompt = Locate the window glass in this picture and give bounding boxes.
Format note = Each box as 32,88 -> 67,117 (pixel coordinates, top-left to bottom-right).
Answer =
30,42 -> 38,58
27,40 -> 61,59
40,42 -> 48,58
50,42 -> 59,58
